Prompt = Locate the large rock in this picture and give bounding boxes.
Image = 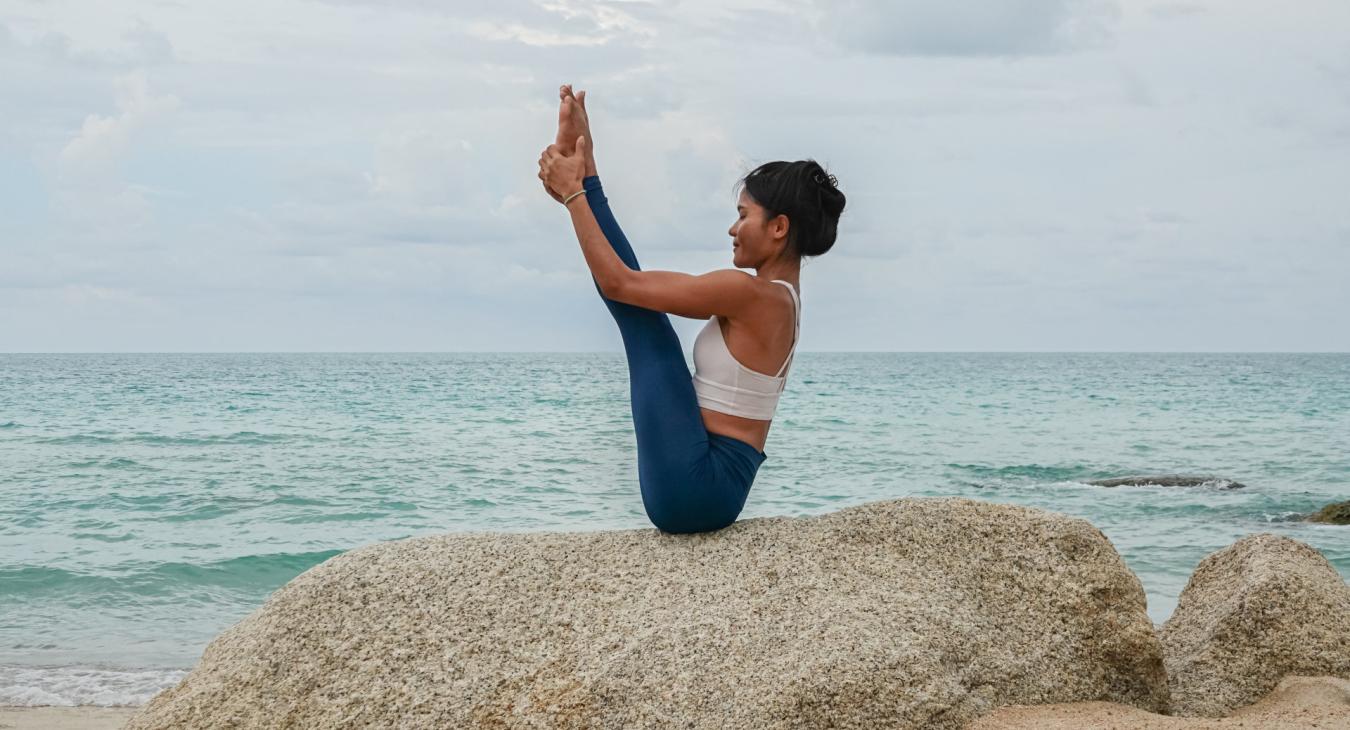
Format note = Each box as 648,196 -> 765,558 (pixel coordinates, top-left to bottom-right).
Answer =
125,498 -> 1168,729
1159,533 -> 1350,717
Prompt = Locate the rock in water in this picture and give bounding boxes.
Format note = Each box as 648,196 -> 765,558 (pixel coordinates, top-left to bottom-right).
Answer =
1308,500 -> 1350,525
124,498 -> 1169,730
1159,533 -> 1350,717
1084,474 -> 1246,489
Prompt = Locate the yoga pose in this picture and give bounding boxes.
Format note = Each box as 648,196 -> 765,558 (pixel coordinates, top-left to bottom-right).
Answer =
538,84 -> 846,534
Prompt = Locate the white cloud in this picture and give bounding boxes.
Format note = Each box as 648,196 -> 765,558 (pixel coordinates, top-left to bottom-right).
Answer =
46,70 -> 178,237
57,70 -> 178,182
465,21 -> 610,47
59,283 -> 156,307
816,0 -> 1121,56
368,132 -> 478,203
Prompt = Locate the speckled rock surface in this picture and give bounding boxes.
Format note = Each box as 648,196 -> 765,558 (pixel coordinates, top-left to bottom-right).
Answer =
124,497 -> 1168,729
1159,533 -> 1350,717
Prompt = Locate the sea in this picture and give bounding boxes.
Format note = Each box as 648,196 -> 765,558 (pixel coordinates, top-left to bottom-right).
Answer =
1,352 -> 1347,706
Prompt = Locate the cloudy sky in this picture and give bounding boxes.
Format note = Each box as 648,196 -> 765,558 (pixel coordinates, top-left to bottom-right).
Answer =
2,0 -> 1346,352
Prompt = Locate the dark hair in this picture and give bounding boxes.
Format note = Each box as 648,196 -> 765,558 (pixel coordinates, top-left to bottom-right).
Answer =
734,159 -> 846,260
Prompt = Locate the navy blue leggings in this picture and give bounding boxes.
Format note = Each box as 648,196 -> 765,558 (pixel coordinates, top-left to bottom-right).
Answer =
581,175 -> 767,534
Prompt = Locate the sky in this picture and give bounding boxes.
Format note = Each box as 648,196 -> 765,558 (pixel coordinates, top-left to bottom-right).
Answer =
1,0 -> 1347,352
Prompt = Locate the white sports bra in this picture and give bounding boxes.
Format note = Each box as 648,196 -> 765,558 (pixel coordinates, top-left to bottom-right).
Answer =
691,279 -> 800,421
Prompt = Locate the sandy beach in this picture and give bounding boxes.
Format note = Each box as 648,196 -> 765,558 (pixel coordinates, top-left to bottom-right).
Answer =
7,676 -> 1348,729
970,675 -> 1350,729
0,705 -> 137,730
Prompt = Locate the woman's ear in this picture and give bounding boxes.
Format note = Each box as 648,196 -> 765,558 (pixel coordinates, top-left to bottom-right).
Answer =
770,213 -> 790,243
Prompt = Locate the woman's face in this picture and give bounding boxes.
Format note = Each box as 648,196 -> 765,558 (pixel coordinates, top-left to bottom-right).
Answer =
728,190 -> 781,267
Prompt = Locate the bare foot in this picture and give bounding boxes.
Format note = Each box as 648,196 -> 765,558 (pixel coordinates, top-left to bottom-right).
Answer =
554,83 -> 597,176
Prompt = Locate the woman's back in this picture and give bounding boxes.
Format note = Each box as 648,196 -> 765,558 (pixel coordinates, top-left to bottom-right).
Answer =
693,278 -> 800,452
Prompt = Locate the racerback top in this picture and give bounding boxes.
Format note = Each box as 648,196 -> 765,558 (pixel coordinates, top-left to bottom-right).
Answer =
691,279 -> 800,421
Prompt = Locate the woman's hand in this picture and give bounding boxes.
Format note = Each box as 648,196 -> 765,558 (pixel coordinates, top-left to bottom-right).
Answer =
539,136 -> 588,204
540,178 -> 564,204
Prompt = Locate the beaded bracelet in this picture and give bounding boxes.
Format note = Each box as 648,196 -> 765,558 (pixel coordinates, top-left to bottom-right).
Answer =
562,189 -> 586,205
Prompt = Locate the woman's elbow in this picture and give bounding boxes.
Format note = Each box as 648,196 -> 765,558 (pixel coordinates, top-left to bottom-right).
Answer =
600,270 -> 633,303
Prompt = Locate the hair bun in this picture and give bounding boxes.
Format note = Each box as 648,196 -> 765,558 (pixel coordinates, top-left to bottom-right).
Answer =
736,159 -> 845,261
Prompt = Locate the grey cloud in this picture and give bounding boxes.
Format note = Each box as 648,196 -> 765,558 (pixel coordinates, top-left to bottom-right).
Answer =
121,20 -> 175,64
1318,58 -> 1350,106
1119,68 -> 1156,107
3,0 -> 1347,351
317,0 -> 658,45
590,65 -> 685,119
0,19 -> 174,69
1147,2 -> 1208,20
817,0 -> 1121,57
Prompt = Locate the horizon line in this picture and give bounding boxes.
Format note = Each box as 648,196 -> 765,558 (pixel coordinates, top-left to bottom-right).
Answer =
2,350 -> 1348,356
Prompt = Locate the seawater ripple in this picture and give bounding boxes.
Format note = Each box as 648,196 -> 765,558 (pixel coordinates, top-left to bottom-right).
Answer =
0,352 -> 1348,706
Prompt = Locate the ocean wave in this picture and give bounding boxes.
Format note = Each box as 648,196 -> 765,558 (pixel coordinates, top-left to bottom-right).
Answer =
0,663 -> 187,706
66,457 -> 156,471
946,463 -> 1098,483
278,511 -> 393,524
35,431 -> 311,447
70,531 -> 138,543
1263,511 -> 1314,523
0,549 -> 344,599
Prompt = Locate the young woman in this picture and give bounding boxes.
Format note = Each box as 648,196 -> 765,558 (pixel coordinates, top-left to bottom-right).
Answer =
538,84 -> 845,534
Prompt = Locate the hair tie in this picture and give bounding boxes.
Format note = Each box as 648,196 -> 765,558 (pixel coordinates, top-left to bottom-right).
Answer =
813,172 -> 838,188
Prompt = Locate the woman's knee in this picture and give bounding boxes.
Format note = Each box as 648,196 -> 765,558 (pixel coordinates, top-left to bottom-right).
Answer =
643,494 -> 738,535
648,513 -> 734,535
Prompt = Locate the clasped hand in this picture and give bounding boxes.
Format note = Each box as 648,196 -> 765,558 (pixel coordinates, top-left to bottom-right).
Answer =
540,83 -> 592,204
538,136 -> 588,204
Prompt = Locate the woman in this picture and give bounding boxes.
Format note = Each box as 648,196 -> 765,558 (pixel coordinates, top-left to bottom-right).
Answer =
538,84 -> 846,534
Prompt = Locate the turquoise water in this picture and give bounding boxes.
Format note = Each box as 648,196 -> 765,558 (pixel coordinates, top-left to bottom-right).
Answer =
2,353 -> 1347,705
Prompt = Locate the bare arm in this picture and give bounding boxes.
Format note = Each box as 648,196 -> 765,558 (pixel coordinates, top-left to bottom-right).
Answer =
542,137 -> 631,296
542,145 -> 756,320
608,269 -> 759,320
562,185 -> 632,296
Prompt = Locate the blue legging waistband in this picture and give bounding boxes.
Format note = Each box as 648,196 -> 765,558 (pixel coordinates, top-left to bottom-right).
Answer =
581,174 -> 767,534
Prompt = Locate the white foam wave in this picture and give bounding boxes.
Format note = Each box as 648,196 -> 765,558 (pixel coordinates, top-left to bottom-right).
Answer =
0,663 -> 188,707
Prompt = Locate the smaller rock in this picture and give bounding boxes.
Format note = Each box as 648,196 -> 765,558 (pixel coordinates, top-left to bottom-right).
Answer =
1159,533 -> 1350,717
1307,500 -> 1350,525
1084,474 -> 1245,489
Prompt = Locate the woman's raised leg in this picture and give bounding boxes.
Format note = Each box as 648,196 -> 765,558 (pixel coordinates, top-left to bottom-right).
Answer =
580,175 -> 722,531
